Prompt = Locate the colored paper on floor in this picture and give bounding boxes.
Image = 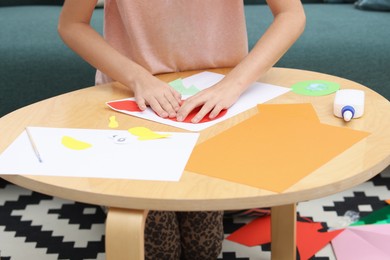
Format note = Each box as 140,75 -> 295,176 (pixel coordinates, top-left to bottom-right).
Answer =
227,215 -> 343,260
351,205 -> 390,226
331,224 -> 390,260
185,103 -> 369,192
106,71 -> 290,132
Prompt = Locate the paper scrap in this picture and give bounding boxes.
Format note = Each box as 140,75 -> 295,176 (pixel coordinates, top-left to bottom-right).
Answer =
332,224 -> 390,260
107,99 -> 142,112
227,215 -> 343,260
169,78 -> 200,95
291,80 -> 340,96
108,116 -> 119,128
128,127 -> 170,140
351,205 -> 390,226
61,136 -> 92,150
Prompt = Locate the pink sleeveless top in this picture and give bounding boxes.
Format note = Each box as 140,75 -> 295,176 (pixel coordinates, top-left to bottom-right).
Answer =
96,0 -> 248,84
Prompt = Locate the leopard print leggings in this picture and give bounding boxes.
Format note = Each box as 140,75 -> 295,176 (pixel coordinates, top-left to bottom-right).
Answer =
144,211 -> 224,260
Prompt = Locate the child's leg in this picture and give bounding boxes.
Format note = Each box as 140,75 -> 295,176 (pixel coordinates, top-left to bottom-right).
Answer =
177,211 -> 224,260
144,210 -> 181,260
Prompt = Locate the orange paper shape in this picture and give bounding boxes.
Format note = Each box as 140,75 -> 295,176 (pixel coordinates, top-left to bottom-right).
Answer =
185,103 -> 369,192
227,215 -> 344,260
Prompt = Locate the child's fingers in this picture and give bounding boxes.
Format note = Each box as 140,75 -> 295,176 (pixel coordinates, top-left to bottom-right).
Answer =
148,97 -> 169,118
171,88 -> 182,105
191,103 -> 214,123
208,104 -> 225,119
157,96 -> 178,118
136,97 -> 147,111
176,98 -> 202,122
165,92 -> 181,113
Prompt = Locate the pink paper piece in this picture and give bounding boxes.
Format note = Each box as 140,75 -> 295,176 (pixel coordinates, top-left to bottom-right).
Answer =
332,224 -> 390,260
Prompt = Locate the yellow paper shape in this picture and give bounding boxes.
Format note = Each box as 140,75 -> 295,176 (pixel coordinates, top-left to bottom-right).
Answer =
61,136 -> 92,150
128,127 -> 170,141
185,103 -> 370,193
108,115 -> 119,128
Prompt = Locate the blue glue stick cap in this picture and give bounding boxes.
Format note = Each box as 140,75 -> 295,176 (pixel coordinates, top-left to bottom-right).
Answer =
341,106 -> 355,122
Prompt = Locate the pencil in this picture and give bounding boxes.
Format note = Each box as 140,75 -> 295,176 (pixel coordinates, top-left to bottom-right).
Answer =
26,127 -> 43,163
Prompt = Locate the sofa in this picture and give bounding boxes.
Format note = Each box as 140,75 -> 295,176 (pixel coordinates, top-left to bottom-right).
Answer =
1,0 -> 389,117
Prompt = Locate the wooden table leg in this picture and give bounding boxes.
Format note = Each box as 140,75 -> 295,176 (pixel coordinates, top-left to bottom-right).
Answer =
105,208 -> 149,260
271,204 -> 297,260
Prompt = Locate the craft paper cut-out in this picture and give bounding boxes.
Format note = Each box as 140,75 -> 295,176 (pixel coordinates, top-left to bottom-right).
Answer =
332,224 -> 390,260
107,99 -> 142,112
227,215 -> 343,260
168,78 -> 200,95
185,103 -> 370,192
128,127 -> 170,140
106,71 -> 291,132
0,127 -> 199,181
167,107 -> 228,123
351,205 -> 390,226
291,80 -> 340,96
61,136 -> 92,150
108,115 -> 119,128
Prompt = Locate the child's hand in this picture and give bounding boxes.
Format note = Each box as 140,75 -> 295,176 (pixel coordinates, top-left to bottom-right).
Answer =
176,82 -> 241,123
132,76 -> 182,118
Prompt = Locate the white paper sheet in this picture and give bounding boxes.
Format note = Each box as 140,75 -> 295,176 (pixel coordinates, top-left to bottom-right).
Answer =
0,127 -> 199,181
107,71 -> 291,132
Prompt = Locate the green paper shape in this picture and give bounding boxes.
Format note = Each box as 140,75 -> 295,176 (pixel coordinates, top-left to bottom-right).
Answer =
291,80 -> 340,96
350,205 -> 390,226
169,78 -> 200,95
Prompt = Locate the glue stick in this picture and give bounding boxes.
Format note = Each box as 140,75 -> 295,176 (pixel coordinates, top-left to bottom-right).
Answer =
333,89 -> 365,122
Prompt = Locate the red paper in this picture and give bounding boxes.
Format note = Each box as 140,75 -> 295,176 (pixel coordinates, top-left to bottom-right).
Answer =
227,215 -> 344,260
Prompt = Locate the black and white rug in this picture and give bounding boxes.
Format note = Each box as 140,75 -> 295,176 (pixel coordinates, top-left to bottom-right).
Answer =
1,165 -> 389,260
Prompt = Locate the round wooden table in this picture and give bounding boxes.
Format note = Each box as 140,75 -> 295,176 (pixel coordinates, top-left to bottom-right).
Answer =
1,68 -> 390,260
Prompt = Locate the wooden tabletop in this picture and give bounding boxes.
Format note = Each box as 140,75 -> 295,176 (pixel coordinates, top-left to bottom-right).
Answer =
1,68 -> 390,211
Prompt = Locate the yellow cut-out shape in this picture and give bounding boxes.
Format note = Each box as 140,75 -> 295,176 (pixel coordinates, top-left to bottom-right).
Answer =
109,116 -> 119,128
128,127 -> 170,140
61,136 -> 92,150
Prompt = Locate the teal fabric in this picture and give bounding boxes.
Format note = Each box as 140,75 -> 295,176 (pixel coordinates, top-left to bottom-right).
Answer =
0,6 -> 103,117
323,0 -> 355,3
244,0 -> 323,3
355,0 -> 390,10
245,4 -> 390,100
0,4 -> 389,117
0,0 -> 63,6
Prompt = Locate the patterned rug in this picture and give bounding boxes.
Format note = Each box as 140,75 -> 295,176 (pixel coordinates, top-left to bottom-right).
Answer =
1,165 -> 389,260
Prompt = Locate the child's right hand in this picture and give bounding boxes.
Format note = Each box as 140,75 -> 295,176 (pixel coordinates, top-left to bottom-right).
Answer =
131,75 -> 182,118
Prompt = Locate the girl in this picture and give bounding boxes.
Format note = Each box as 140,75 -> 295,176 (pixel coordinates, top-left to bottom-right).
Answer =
58,1 -> 305,259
